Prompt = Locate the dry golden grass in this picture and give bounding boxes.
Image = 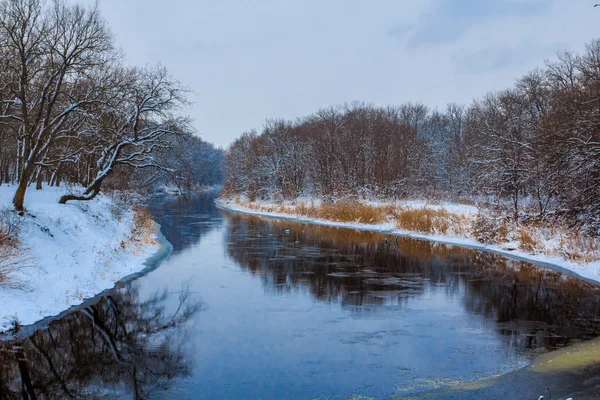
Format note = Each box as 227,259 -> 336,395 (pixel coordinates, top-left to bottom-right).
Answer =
394,208 -> 445,234
518,227 -> 539,252
308,201 -> 387,224
238,199 -> 390,224
230,197 -> 600,264
133,206 -> 154,232
556,231 -> 600,263
394,207 -> 473,235
497,221 -> 509,242
131,207 -> 159,247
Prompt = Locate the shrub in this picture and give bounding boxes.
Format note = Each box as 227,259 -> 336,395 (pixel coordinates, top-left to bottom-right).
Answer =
0,208 -> 30,287
108,191 -> 135,222
557,231 -> 599,263
0,207 -> 21,247
472,214 -> 507,244
395,207 -> 436,233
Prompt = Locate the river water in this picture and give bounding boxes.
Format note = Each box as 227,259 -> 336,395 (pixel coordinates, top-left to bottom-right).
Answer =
1,193 -> 599,399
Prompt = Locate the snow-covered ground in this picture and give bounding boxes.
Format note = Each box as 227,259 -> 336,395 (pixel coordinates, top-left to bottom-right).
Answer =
216,198 -> 600,286
0,185 -> 169,333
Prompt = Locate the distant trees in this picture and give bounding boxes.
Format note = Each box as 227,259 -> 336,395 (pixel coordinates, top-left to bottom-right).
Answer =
224,39 -> 600,229
0,0 -> 221,210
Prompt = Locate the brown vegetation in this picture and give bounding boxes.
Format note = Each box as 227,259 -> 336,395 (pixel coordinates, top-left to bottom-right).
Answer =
0,207 -> 25,286
393,207 -> 472,235
132,207 -> 159,248
230,198 -> 600,264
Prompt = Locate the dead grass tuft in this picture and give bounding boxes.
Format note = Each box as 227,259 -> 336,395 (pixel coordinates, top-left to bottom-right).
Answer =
310,201 -> 386,224
395,207 -> 472,235
518,227 -> 539,252
556,231 -> 600,263
239,199 -> 390,224
472,215 -> 508,244
126,207 -> 158,250
395,208 -> 443,234
133,207 -> 155,232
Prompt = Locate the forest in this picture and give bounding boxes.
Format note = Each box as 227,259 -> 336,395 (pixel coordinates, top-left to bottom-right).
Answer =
224,39 -> 600,234
0,0 -> 223,211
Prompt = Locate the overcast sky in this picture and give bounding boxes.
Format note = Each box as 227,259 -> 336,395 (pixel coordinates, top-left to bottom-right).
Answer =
83,0 -> 600,148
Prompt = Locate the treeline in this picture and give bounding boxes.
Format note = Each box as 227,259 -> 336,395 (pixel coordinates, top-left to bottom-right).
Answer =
0,0 -> 222,210
224,39 -> 600,228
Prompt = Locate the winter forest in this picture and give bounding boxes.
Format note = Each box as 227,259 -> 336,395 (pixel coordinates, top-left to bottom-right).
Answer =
0,0 -> 223,211
224,39 -> 600,233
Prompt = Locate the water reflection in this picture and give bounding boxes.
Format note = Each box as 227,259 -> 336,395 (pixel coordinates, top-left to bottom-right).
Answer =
0,284 -> 200,399
148,193 -> 222,253
225,213 -> 600,351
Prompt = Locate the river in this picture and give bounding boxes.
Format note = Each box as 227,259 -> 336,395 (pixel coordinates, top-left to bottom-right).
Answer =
1,192 -> 599,399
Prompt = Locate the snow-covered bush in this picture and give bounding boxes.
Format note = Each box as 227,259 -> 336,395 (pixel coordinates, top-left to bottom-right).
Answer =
107,191 -> 135,222
0,207 -> 27,287
0,246 -> 26,288
0,206 -> 21,246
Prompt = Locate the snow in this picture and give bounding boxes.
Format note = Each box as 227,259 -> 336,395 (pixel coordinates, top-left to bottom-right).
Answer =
216,198 -> 600,286
0,185 -> 169,333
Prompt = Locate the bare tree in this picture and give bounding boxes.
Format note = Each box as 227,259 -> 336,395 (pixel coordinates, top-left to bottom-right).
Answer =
0,0 -> 115,210
58,66 -> 190,203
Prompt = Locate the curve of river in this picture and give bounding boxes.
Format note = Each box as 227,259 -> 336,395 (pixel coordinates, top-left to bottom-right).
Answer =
1,192 -> 599,399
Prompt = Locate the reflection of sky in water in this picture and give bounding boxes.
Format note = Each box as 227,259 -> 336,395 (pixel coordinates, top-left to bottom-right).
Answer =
141,195 -> 600,400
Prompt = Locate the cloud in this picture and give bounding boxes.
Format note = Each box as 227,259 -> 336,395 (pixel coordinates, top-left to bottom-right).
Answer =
79,0 -> 598,147
391,0 -> 550,47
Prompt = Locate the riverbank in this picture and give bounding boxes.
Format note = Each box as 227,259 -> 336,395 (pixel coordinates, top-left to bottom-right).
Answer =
216,197 -> 600,285
0,185 -> 167,332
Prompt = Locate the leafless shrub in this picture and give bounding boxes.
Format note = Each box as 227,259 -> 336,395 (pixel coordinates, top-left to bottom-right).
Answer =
472,214 -> 508,244
0,207 -> 35,287
556,230 -> 600,263
0,207 -> 22,247
518,227 -> 539,252
108,191 -> 135,222
0,246 -> 34,289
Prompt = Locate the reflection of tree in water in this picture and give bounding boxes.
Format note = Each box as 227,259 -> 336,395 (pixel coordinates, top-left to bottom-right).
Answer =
148,193 -> 222,252
463,257 -> 600,349
225,214 -> 501,307
225,213 -> 600,350
0,284 -> 200,399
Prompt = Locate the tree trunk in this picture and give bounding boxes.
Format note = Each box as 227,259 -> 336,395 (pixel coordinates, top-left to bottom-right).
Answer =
13,168 -> 33,211
58,178 -> 104,204
13,182 -> 27,211
36,170 -> 43,190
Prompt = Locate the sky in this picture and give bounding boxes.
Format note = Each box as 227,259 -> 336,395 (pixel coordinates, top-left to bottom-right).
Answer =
81,0 -> 600,148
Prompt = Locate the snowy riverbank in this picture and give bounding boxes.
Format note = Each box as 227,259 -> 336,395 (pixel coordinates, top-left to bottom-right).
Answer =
216,198 -> 600,286
0,186 -> 169,333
